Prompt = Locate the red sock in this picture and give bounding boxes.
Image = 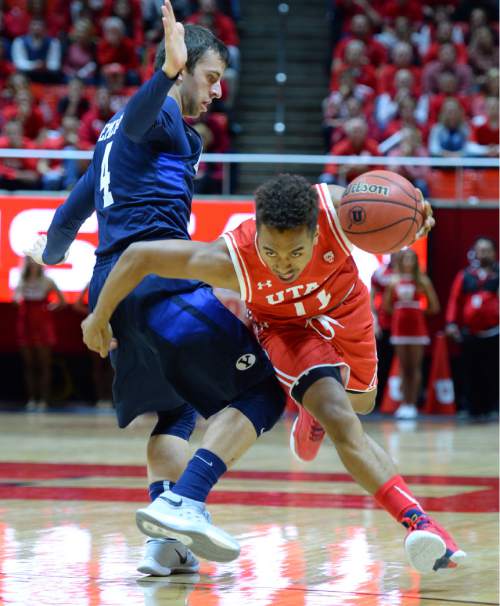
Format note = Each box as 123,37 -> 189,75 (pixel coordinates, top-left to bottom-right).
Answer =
374,475 -> 426,523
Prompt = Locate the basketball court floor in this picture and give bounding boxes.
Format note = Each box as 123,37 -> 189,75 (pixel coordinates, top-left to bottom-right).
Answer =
0,410 -> 498,606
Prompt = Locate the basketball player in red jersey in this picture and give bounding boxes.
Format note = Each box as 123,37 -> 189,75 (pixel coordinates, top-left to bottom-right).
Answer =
82,174 -> 466,573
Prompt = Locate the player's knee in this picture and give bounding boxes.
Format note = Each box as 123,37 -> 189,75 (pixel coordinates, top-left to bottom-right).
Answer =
151,404 -> 197,441
349,389 -> 377,415
230,376 -> 286,436
301,375 -> 358,438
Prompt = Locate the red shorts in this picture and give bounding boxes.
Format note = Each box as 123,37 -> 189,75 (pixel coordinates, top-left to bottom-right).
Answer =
390,305 -> 429,345
255,281 -> 378,401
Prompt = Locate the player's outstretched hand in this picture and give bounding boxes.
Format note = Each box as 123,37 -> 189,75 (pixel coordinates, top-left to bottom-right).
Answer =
23,234 -> 70,266
414,189 -> 435,242
161,0 -> 187,79
81,313 -> 117,358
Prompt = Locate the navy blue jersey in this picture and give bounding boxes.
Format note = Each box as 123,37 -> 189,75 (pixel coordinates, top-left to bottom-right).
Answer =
44,71 -> 203,263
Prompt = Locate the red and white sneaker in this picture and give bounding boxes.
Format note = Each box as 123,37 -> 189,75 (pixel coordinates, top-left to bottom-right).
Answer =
403,513 -> 467,572
290,408 -> 325,462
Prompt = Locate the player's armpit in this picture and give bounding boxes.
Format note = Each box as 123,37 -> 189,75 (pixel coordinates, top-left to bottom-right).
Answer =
326,184 -> 346,209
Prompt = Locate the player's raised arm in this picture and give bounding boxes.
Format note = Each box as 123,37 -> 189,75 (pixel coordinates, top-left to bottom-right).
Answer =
121,0 -> 187,143
81,238 -> 238,357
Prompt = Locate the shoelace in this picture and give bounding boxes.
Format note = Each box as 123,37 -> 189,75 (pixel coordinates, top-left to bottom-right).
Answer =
401,513 -> 430,530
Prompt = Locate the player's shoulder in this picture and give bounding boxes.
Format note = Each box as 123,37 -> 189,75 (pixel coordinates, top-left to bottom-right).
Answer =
225,217 -> 256,245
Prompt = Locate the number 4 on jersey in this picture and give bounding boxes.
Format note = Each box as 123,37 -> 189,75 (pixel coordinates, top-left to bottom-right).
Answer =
100,142 -> 114,208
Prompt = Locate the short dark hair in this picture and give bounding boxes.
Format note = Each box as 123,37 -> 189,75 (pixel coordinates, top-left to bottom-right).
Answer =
255,174 -> 319,233
155,24 -> 229,74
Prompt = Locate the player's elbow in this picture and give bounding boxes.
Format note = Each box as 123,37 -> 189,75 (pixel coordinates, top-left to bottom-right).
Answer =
122,242 -> 153,279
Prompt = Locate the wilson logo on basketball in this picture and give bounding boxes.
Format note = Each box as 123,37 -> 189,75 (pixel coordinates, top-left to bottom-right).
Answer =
345,183 -> 390,196
349,206 -> 366,226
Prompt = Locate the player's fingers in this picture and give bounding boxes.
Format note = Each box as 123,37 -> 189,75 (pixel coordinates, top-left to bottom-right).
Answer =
163,0 -> 175,23
109,338 -> 118,351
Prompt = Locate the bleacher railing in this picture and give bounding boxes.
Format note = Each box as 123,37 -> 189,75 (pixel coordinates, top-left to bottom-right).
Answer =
0,149 -> 498,202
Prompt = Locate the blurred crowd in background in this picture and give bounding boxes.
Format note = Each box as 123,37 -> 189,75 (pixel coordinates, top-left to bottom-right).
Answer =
321,0 -> 499,195
0,0 -> 240,193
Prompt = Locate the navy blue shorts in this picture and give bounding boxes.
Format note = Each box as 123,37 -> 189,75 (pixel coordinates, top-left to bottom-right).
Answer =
90,255 -> 279,428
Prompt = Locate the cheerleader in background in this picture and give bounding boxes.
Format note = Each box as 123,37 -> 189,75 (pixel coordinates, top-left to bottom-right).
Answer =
370,252 -> 398,409
384,249 -> 440,419
13,257 -> 65,411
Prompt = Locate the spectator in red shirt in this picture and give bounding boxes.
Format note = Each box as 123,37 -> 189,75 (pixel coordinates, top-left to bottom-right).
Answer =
375,71 -> 424,132
0,42 -> 15,88
333,14 -> 388,67
445,237 -> 499,420
333,0 -> 382,30
470,96 -> 499,157
101,62 -> 131,113
321,116 -> 381,184
423,21 -> 468,64
0,120 -> 40,190
63,18 -> 97,84
425,71 -> 471,124
376,42 -> 420,95
2,2 -> 31,39
0,72 -> 31,112
377,15 -> 416,51
330,39 -> 377,92
381,95 -> 428,145
468,27 -> 499,78
102,0 -> 144,48
78,87 -> 114,146
322,68 -> 375,149
378,0 -> 422,24
2,89 -> 46,140
422,43 -> 473,94
97,16 -> 140,84
187,0 -> 239,47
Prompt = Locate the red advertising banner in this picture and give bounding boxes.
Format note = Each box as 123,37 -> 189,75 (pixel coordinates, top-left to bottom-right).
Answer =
0,195 -> 427,303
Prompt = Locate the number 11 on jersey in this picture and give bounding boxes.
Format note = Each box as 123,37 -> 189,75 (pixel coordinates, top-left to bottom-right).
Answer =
100,142 -> 114,208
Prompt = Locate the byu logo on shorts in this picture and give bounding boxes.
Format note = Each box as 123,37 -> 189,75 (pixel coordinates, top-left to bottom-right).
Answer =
236,353 -> 256,371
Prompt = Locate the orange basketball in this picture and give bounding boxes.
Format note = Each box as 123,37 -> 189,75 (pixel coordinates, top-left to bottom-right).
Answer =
338,170 -> 425,254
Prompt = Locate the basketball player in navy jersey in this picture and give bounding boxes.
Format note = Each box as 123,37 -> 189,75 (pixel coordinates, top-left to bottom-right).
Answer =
26,1 -> 285,573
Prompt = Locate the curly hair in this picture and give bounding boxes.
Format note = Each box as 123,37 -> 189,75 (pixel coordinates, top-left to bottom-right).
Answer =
155,25 -> 229,74
255,174 -> 319,233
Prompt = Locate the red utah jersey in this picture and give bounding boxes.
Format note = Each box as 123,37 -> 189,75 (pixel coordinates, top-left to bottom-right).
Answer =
223,184 -> 359,323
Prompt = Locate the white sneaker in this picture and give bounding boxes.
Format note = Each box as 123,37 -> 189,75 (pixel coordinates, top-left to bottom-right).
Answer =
136,490 -> 240,563
394,404 -> 418,419
137,538 -> 199,576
